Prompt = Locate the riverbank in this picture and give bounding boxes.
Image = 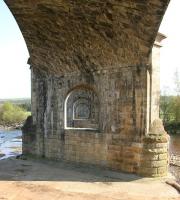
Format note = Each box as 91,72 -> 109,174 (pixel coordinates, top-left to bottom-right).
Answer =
0,157 -> 179,200
0,123 -> 23,130
0,153 -> 5,158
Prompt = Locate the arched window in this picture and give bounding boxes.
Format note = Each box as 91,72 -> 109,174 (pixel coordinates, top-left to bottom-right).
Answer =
64,86 -> 99,130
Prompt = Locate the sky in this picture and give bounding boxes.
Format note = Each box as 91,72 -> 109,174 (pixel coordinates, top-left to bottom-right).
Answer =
0,0 -> 30,99
0,0 -> 179,99
159,0 -> 180,94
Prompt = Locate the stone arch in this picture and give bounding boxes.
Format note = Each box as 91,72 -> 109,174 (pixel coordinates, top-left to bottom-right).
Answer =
5,0 -> 170,74
73,98 -> 91,120
8,1 -> 171,177
64,85 -> 100,130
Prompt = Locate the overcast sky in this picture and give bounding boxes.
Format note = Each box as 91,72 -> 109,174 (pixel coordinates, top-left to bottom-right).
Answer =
0,0 -> 179,98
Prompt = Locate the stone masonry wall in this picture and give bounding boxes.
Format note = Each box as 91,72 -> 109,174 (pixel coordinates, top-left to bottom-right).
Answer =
139,119 -> 169,177
23,65 -> 149,174
22,35 -> 169,177
7,0 -> 170,177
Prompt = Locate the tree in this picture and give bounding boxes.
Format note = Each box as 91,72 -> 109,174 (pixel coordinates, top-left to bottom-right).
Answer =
173,69 -> 180,122
174,69 -> 180,96
160,87 -> 173,123
160,69 -> 180,134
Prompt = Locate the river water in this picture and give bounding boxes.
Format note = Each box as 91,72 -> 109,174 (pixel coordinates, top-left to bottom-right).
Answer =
169,135 -> 180,182
0,130 -> 22,160
0,130 -> 179,180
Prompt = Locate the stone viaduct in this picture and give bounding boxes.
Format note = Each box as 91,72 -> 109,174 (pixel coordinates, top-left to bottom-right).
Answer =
5,0 -> 170,177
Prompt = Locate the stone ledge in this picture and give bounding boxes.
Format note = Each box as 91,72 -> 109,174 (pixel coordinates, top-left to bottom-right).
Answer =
143,134 -> 168,143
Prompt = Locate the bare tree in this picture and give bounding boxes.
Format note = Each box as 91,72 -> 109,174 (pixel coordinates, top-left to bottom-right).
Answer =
160,87 -> 173,123
174,68 -> 180,96
173,69 -> 180,122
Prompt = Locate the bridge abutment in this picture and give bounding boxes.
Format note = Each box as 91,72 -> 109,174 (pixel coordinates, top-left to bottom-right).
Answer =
22,34 -> 169,176
5,0 -> 170,177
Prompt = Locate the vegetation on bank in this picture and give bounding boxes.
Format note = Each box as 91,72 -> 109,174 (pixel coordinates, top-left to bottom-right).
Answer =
0,98 -> 31,110
160,95 -> 180,134
0,102 -> 31,127
160,69 -> 180,135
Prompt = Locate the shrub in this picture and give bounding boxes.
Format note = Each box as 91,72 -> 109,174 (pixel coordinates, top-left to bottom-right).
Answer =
164,122 -> 180,135
0,102 -> 31,125
19,102 -> 31,112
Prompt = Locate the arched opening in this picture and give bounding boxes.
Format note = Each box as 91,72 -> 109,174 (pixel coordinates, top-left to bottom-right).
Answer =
0,1 -> 30,159
64,85 -> 99,130
1,0 -> 175,179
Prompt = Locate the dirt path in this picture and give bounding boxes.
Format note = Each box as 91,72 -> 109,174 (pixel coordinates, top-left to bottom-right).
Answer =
0,157 -> 179,200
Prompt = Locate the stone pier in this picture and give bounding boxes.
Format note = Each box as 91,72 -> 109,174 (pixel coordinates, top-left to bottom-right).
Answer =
5,0 -> 170,177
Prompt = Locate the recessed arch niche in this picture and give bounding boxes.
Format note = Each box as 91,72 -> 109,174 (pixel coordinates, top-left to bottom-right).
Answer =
64,86 -> 99,130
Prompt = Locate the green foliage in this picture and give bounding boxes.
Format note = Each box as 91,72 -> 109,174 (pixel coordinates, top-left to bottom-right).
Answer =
0,102 -> 31,125
164,122 -> 180,135
160,96 -> 180,123
160,96 -> 180,134
172,96 -> 180,123
160,69 -> 180,134
160,96 -> 173,123
18,102 -> 31,112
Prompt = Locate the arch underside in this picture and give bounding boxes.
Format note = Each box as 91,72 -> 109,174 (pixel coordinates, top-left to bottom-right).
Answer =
14,1 -> 170,176
5,0 -> 170,75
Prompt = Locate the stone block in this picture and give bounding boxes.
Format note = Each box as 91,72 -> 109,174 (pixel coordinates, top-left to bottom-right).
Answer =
143,148 -> 167,155
158,153 -> 167,160
144,154 -> 159,161
139,167 -> 158,176
142,160 -> 167,168
158,166 -> 168,175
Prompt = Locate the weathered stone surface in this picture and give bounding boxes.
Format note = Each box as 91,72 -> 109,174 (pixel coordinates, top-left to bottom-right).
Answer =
139,125 -> 169,177
23,43 -> 169,175
5,0 -> 169,74
149,119 -> 167,135
6,0 -> 170,177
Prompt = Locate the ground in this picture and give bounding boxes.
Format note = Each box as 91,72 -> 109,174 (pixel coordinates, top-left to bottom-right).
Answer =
0,157 -> 179,200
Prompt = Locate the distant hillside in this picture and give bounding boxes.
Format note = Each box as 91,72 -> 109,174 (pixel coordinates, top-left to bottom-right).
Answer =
0,98 -> 31,105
